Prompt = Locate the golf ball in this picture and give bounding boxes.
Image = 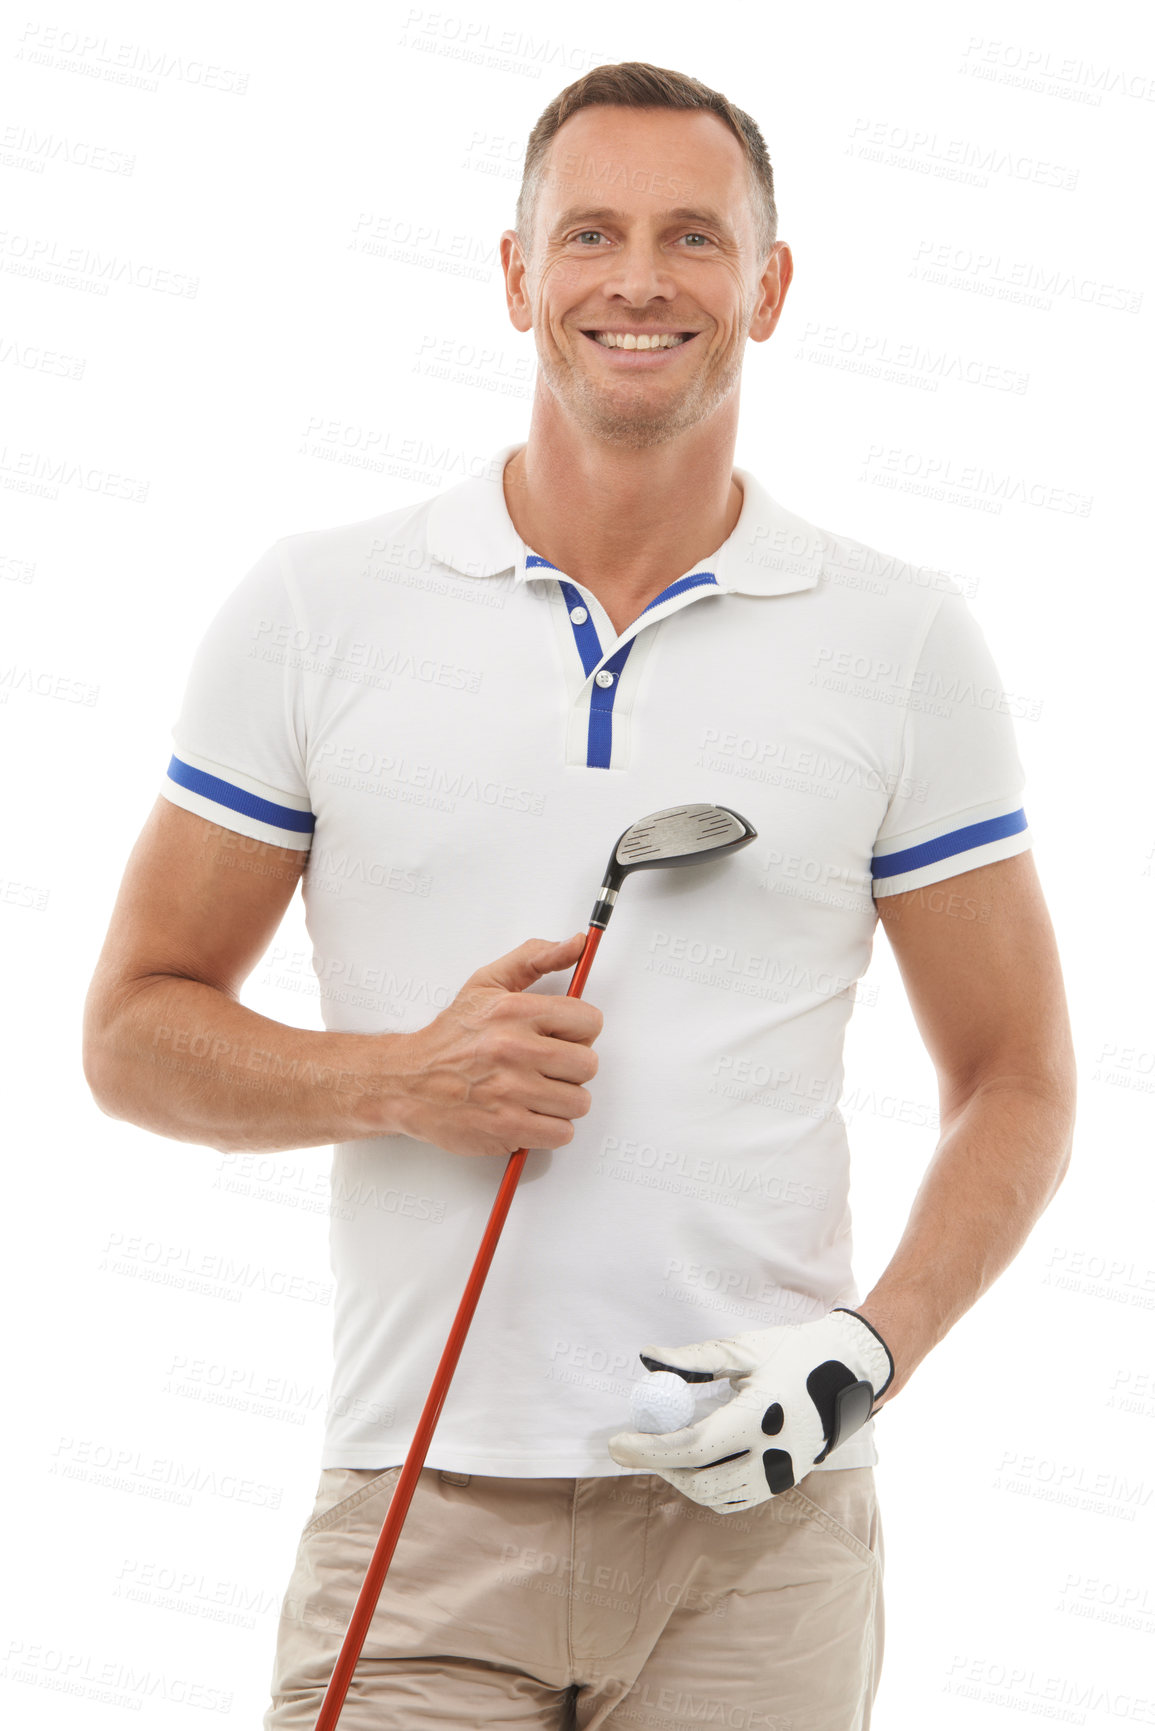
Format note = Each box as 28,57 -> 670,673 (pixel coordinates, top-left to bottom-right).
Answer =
630,1371 -> 697,1434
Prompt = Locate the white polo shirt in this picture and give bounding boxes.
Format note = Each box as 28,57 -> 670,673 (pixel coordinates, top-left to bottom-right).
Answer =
160,441 -> 1032,1478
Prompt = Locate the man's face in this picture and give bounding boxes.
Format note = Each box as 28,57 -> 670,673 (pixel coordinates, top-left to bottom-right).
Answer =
501,105 -> 791,450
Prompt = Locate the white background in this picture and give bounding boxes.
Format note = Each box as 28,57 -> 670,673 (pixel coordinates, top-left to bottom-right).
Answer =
3,0 -> 1153,1724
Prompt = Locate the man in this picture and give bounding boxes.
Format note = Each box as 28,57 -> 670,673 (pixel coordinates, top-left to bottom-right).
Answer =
83,61 -> 1075,1731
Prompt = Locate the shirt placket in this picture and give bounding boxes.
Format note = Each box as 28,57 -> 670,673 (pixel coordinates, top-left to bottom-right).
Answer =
525,551 -> 723,770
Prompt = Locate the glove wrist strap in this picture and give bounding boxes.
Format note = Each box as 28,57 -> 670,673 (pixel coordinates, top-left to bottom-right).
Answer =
831,1307 -> 896,1397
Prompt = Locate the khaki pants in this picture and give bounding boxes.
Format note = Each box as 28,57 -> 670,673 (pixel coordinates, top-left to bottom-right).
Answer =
264,1464 -> 884,1730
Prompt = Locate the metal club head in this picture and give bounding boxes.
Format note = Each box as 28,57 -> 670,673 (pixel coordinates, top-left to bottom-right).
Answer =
589,804 -> 757,929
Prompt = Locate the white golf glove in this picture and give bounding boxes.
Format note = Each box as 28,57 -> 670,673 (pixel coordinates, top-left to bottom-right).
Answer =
607,1308 -> 894,1512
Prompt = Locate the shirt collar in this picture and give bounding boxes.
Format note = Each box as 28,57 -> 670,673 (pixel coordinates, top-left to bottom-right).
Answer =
425,442 -> 823,596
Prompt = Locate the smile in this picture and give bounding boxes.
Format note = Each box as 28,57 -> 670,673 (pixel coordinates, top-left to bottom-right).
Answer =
582,330 -> 697,350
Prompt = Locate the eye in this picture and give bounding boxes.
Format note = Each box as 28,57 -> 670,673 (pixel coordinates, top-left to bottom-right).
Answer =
680,233 -> 713,247
574,230 -> 605,245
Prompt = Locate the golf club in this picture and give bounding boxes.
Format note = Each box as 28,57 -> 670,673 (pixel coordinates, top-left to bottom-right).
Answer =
313,802 -> 756,1729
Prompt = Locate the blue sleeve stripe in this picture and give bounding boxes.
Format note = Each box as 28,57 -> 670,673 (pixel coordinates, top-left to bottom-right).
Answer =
872,808 -> 1027,878
166,755 -> 316,834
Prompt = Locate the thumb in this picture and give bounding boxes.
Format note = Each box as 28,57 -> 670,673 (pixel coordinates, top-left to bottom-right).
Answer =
466,933 -> 586,996
640,1337 -> 757,1382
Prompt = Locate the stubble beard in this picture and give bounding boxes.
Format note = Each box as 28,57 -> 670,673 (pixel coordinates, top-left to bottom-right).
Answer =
537,325 -> 745,452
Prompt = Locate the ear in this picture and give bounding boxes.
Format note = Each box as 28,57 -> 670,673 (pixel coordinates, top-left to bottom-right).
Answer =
749,242 -> 794,345
500,230 -> 534,334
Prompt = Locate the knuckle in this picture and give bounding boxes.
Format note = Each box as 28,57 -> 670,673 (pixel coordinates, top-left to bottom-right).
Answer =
453,986 -> 485,1020
486,1028 -> 522,1065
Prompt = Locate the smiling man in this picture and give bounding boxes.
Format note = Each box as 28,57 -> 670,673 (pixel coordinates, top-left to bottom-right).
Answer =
84,61 -> 1075,1731
499,100 -> 782,639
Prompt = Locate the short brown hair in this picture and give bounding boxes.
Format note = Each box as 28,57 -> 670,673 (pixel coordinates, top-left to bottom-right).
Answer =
515,61 -> 778,260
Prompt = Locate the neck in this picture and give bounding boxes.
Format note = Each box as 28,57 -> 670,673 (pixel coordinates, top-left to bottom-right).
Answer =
502,404 -> 743,636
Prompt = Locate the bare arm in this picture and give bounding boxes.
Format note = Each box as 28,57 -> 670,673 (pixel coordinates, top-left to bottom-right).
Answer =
82,800 -> 601,1157
854,851 -> 1076,1405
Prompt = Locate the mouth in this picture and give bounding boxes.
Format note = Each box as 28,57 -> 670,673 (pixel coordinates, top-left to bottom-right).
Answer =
581,329 -> 700,353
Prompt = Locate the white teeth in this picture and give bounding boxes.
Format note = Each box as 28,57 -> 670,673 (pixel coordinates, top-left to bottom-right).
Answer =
592,331 -> 689,350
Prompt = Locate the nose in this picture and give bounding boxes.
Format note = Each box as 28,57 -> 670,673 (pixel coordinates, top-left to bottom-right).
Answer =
596,238 -> 678,308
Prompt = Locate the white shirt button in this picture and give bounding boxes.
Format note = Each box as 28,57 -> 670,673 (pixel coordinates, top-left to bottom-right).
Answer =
569,605 -> 588,624
595,670 -> 615,688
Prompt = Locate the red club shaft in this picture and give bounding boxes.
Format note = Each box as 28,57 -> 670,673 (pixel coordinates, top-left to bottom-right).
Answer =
313,923 -> 604,1730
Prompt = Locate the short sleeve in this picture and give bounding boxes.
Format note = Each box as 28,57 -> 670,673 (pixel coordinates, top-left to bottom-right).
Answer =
159,540 -> 315,851
871,589 -> 1032,898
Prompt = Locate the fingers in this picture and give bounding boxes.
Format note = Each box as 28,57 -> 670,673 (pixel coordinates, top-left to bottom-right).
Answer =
523,994 -> 604,1045
391,935 -> 605,1157
608,1417 -> 747,1472
474,1036 -> 597,1147
463,937 -> 604,1044
504,1070 -> 594,1127
609,1427 -> 763,1513
640,1338 -> 755,1379
607,1429 -> 677,1469
658,1458 -> 760,1512
467,1022 -> 598,1097
523,1031 -> 599,1086
464,934 -> 587,996
498,1107 -> 584,1153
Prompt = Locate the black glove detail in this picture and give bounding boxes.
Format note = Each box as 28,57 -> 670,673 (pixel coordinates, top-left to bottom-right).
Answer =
809,1363 -> 875,1464
761,1402 -> 784,1436
807,1358 -> 859,1453
640,1352 -> 716,1383
762,1448 -> 795,1494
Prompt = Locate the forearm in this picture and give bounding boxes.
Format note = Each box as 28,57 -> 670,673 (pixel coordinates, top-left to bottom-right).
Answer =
855,1077 -> 1075,1404
84,975 -> 407,1155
